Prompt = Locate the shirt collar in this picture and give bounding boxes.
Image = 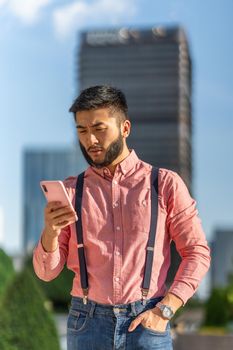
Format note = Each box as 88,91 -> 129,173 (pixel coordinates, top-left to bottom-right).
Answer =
90,149 -> 139,178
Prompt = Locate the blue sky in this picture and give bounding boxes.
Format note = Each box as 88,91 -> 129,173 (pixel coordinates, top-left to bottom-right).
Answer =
0,0 -> 232,255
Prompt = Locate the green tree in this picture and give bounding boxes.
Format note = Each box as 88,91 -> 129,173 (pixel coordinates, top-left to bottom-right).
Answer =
0,248 -> 15,300
204,287 -> 230,326
226,284 -> 233,322
0,267 -> 60,350
26,254 -> 74,311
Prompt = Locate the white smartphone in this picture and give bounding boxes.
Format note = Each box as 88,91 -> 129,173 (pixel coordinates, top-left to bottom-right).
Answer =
40,180 -> 74,209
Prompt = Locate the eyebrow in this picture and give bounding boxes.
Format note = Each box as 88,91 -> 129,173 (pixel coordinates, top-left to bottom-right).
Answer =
76,122 -> 107,129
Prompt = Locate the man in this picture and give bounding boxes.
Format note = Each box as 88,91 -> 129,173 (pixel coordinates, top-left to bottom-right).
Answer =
33,85 -> 211,350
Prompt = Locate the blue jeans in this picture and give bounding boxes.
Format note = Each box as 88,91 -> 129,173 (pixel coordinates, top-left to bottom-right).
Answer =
67,296 -> 173,350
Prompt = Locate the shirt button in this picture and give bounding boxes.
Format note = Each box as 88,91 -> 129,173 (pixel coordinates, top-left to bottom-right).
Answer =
113,202 -> 119,208
142,200 -> 147,206
115,277 -> 120,282
115,251 -> 120,256
116,226 -> 120,231
113,180 -> 118,185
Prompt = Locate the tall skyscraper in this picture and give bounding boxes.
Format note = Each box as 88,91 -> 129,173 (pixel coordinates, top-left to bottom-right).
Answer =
23,148 -> 86,253
211,229 -> 233,287
78,26 -> 192,190
76,26 -> 192,283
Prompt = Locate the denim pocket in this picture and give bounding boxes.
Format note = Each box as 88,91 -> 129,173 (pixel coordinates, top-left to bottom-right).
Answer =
67,309 -> 89,333
139,323 -> 169,336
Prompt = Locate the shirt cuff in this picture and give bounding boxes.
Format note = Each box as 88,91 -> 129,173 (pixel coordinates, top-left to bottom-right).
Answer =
35,237 -> 60,268
168,281 -> 196,305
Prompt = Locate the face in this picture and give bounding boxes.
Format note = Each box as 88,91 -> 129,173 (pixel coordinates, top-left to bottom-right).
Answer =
76,108 -> 129,168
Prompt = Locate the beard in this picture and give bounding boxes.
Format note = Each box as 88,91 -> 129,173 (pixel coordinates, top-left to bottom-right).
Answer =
79,131 -> 124,169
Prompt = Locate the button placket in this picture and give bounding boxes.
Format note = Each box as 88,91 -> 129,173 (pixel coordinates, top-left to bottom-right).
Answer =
112,176 -> 123,303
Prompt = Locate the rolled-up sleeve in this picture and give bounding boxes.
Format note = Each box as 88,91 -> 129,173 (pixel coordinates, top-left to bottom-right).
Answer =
33,226 -> 70,282
165,172 -> 211,304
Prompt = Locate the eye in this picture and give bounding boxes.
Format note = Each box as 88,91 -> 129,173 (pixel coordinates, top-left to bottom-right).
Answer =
96,128 -> 106,131
79,130 -> 87,134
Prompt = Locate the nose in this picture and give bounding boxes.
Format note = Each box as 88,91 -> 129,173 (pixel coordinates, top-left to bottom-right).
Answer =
87,132 -> 99,148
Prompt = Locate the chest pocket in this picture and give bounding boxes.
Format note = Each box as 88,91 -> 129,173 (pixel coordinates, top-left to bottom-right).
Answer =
124,188 -> 151,233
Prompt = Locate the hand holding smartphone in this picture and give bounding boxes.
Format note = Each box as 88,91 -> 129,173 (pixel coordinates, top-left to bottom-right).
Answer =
40,181 -> 78,253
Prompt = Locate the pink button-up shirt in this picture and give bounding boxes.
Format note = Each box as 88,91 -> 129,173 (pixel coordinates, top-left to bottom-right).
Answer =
33,150 -> 210,305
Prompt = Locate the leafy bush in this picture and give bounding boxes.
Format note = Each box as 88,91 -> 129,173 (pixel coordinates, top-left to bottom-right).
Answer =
226,284 -> 233,322
26,255 -> 74,311
0,248 -> 15,300
204,287 -> 230,326
0,267 -> 60,350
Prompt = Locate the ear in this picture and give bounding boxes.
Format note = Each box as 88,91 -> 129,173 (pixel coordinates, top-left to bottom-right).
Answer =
121,120 -> 131,138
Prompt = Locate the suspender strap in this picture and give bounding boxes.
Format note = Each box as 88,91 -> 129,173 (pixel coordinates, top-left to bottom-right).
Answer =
141,166 -> 159,304
75,171 -> 89,304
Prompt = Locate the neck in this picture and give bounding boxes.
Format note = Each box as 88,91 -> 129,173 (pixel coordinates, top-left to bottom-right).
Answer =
106,146 -> 130,175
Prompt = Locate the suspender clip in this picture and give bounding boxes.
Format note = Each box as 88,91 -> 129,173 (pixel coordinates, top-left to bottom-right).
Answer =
141,288 -> 149,305
82,288 -> 89,305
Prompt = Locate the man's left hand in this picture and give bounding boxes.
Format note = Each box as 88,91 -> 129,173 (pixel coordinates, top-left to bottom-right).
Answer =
128,307 -> 168,333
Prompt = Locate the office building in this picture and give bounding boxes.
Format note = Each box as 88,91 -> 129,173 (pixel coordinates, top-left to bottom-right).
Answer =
23,148 -> 86,253
78,26 -> 192,190
211,228 -> 233,287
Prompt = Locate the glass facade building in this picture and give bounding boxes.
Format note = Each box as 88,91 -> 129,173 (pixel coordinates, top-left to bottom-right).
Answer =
211,229 -> 233,287
23,148 -> 85,253
78,26 -> 192,190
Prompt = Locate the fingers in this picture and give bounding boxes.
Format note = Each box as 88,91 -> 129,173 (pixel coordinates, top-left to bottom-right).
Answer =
52,211 -> 77,226
48,214 -> 78,233
49,206 -> 77,220
51,220 -> 74,231
46,201 -> 63,211
128,310 -> 168,333
44,201 -> 78,233
45,202 -> 77,218
128,314 -> 145,332
45,201 -> 72,213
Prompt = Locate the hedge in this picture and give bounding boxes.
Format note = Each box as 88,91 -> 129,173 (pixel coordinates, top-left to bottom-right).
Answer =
26,255 -> 74,311
0,248 -> 15,300
204,287 -> 230,326
0,267 -> 60,350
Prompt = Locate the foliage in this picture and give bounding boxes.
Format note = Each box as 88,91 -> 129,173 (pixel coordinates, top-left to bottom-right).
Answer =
26,254 -> 74,311
204,287 -> 230,326
226,283 -> 233,321
0,248 -> 15,300
0,267 -> 60,350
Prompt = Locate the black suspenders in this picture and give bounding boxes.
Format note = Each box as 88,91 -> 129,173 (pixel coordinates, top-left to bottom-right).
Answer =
75,171 -> 88,304
75,167 -> 159,305
141,167 -> 159,304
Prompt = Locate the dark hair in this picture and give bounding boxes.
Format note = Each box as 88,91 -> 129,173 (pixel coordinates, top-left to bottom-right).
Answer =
69,85 -> 129,124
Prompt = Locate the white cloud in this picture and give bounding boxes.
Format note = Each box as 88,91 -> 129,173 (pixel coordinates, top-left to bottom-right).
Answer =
2,0 -> 52,24
53,0 -> 138,38
0,0 -> 138,35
